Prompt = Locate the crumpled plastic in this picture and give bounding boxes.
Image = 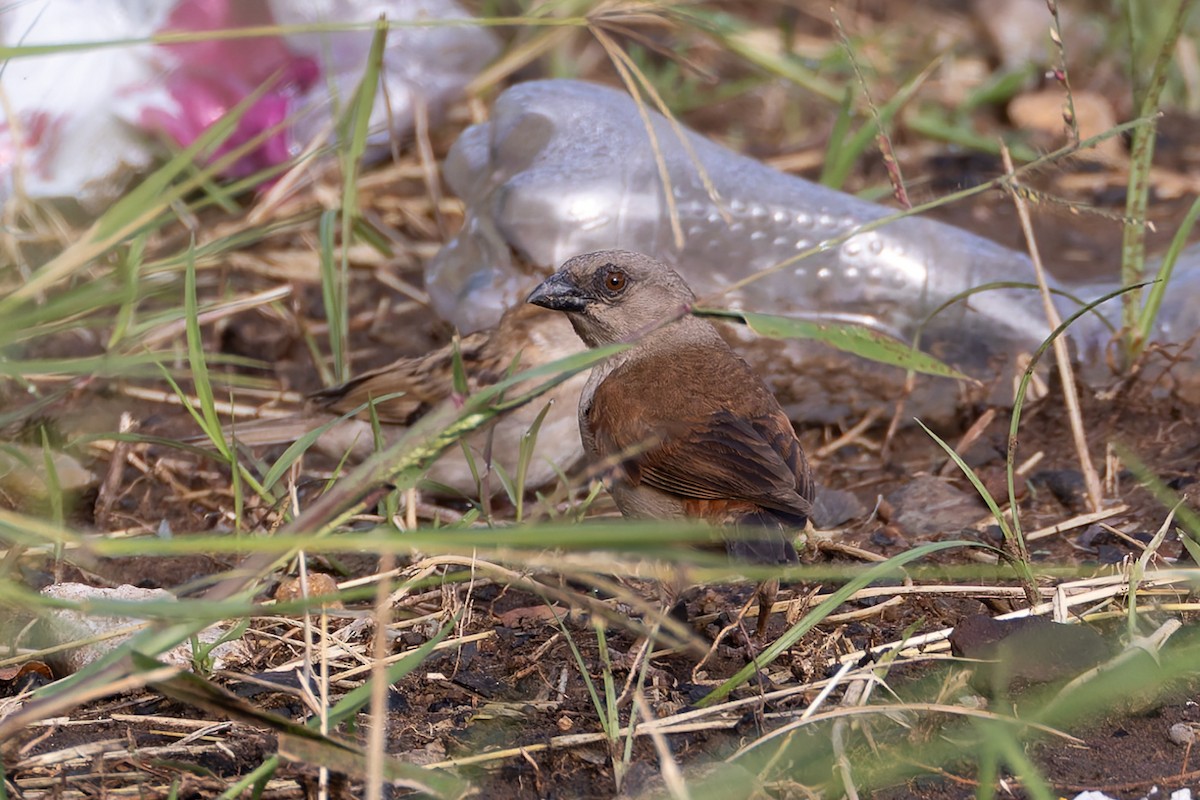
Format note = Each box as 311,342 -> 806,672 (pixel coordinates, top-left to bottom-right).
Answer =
428,79 -> 1200,389
0,0 -> 498,209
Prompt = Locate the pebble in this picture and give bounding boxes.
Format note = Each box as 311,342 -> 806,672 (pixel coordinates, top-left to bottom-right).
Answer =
1030,468 -> 1089,512
39,582 -> 247,674
1169,722 -> 1197,746
949,614 -> 1111,693
0,445 -> 95,506
884,476 -> 983,537
810,486 -> 867,529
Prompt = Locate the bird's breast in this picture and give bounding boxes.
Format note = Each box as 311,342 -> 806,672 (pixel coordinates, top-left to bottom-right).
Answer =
611,481 -> 686,520
577,361 -> 618,458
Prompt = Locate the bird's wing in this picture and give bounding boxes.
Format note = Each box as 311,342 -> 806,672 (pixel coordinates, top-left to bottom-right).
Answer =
589,381 -> 812,520
309,327 -> 500,424
311,304 -> 569,425
309,361 -> 430,424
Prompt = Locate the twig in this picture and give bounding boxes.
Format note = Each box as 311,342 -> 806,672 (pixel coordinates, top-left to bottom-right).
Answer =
635,691 -> 691,800
1025,504 -> 1128,540
366,548 -> 397,800
815,408 -> 884,459
94,413 -> 136,529
937,409 -> 996,477
831,679 -> 866,800
999,142 -> 1103,512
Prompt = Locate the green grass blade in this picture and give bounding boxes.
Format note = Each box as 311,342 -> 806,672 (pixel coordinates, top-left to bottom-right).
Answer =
324,616 -> 457,727
1135,191 -> 1200,353
3,79 -> 270,308
450,336 -> 470,396
1003,282 -> 1149,550
0,352 -> 182,379
918,420 -> 1013,541
107,235 -> 146,349
917,281 -> 1118,341
183,247 -> 227,457
554,609 -> 611,738
695,308 -> 971,380
37,430 -> 65,530
675,8 -> 842,101
338,17 -> 387,206
316,209 -> 343,385
822,53 -> 940,190
1120,0 -> 1195,338
514,401 -> 553,522
330,17 -> 388,383
1117,444 -> 1200,541
994,729 -> 1057,800
918,419 -> 1038,604
819,86 -> 855,187
699,539 -> 992,706
256,393 -> 405,493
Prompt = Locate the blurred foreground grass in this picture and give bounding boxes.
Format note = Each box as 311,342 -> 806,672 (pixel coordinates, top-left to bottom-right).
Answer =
1,2 -> 1200,798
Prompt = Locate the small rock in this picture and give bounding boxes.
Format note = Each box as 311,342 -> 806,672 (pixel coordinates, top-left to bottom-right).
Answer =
40,583 -> 247,675
404,740 -> 447,768
979,467 -> 1025,504
959,440 -> 1004,470
273,573 -> 343,607
1169,723 -> 1197,746
1077,524 -> 1109,550
1167,475 -> 1197,492
884,476 -> 983,537
220,313 -> 293,362
1030,469 -> 1089,512
1009,89 -> 1123,163
453,670 -> 503,699
972,0 -> 1052,69
0,445 -> 95,507
949,614 -> 1111,694
871,529 -> 898,548
230,670 -> 316,699
810,486 -> 867,529
496,603 -> 576,628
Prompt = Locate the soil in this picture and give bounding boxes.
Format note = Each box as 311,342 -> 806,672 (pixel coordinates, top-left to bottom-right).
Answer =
4,4 -> 1200,799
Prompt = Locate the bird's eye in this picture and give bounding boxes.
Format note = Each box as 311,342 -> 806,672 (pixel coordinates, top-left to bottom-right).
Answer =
604,269 -> 627,294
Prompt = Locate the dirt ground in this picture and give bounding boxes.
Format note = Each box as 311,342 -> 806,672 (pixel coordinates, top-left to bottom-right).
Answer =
4,3 -> 1200,799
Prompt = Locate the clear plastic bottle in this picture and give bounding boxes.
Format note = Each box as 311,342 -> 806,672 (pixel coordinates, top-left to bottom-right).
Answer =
428,79 -> 1198,401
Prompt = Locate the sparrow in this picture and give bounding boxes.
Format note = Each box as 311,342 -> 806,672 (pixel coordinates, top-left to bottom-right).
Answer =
222,304 -> 587,498
527,250 -> 815,637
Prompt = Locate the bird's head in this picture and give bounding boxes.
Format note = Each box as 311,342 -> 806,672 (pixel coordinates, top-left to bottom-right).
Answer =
525,250 -> 695,346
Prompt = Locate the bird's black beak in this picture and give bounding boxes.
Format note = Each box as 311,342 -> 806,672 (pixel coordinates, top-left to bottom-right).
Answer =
527,272 -> 589,313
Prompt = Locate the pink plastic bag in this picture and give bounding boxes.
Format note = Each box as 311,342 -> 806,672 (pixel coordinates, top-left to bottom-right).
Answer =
0,0 -> 497,209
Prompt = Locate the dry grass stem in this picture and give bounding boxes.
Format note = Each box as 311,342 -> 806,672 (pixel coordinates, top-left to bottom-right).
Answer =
937,408 -> 997,477
635,691 -> 692,800
1000,142 -> 1103,512
815,408 -> 885,459
1025,505 -> 1130,540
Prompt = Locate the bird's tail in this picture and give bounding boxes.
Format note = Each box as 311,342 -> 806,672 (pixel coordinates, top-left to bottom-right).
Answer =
206,416 -> 320,447
185,415 -> 380,462
723,509 -> 803,638
723,508 -> 801,565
